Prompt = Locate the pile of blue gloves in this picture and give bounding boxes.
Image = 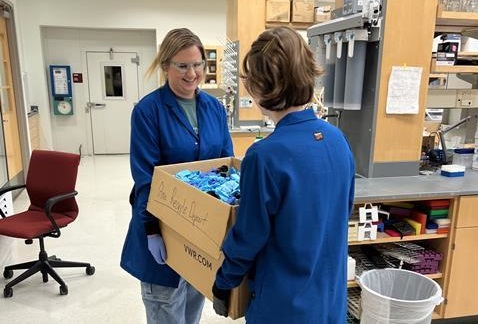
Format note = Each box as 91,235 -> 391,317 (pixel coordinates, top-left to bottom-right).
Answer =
175,165 -> 241,205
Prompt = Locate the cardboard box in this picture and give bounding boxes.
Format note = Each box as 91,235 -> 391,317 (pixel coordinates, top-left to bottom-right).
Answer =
292,0 -> 314,23
147,157 -> 249,319
348,220 -> 359,242
160,224 -> 249,318
266,0 -> 291,23
314,5 -> 331,23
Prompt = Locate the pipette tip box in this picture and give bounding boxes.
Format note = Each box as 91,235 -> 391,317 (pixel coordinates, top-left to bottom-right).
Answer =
440,164 -> 465,177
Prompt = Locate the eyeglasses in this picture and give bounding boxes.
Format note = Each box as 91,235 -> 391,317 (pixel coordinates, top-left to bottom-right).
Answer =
170,61 -> 205,74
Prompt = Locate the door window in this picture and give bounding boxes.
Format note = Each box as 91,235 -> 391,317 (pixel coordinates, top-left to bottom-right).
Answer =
103,65 -> 124,98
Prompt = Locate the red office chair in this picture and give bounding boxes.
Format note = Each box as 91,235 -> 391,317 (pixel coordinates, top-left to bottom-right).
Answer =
0,149 -> 95,298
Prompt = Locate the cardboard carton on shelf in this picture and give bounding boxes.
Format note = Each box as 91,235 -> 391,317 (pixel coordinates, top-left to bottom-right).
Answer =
314,5 -> 331,23
266,0 -> 291,23
147,157 -> 248,319
291,0 -> 315,23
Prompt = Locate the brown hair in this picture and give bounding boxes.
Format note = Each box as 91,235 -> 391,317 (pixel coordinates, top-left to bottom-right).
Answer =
242,26 -> 323,111
146,28 -> 206,83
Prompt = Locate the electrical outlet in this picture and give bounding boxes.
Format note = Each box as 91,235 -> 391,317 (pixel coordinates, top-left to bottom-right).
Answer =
239,97 -> 253,108
461,99 -> 473,106
456,90 -> 473,107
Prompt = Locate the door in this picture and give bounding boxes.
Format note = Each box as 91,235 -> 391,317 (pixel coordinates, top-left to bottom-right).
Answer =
444,227 -> 478,318
444,196 -> 478,318
86,51 -> 139,154
0,16 -> 22,182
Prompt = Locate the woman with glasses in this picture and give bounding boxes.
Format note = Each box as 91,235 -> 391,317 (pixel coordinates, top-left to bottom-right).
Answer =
212,26 -> 355,323
121,28 -> 233,324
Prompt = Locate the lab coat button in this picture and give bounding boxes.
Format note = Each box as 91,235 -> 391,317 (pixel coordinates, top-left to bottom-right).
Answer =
194,142 -> 198,145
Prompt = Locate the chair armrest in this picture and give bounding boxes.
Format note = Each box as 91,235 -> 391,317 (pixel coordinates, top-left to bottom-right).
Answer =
0,184 -> 26,218
0,184 -> 26,197
44,191 -> 78,237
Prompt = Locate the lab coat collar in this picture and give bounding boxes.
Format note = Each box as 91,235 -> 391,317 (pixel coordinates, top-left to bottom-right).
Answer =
275,108 -> 317,129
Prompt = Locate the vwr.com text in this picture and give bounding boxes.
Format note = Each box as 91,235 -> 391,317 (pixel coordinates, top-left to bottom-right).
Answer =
184,244 -> 212,270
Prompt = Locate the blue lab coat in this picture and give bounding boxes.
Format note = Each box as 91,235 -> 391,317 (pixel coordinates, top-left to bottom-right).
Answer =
215,109 -> 355,324
120,83 -> 233,287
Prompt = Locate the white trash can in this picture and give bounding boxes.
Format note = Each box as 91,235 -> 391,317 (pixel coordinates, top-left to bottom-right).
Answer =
358,269 -> 443,324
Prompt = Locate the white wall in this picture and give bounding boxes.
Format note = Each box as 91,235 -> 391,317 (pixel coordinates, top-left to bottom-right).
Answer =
42,27 -> 157,154
15,0 -> 227,153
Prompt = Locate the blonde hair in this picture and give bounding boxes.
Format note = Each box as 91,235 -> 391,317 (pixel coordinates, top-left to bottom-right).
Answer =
241,26 -> 323,111
146,28 -> 206,84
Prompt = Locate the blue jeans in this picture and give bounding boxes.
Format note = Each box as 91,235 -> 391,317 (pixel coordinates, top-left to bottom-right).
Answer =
140,278 -> 205,324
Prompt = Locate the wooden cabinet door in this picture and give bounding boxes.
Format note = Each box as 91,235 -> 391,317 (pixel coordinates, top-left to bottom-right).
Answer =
232,134 -> 256,158
456,196 -> 478,228
231,132 -> 269,157
0,17 -> 23,181
444,227 -> 478,318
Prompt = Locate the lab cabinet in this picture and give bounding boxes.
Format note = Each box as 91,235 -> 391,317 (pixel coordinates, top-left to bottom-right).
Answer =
201,46 -> 222,89
308,0 -> 438,178
231,133 -> 258,158
433,7 -> 478,74
443,196 -> 478,318
431,4 -> 478,102
231,131 -> 270,157
347,197 -> 455,319
348,195 -> 478,320
444,227 -> 478,318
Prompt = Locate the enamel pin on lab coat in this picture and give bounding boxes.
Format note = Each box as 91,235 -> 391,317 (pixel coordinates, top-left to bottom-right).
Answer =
314,132 -> 324,141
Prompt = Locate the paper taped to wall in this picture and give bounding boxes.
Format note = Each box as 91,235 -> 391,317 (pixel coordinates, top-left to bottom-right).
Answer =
386,66 -> 422,115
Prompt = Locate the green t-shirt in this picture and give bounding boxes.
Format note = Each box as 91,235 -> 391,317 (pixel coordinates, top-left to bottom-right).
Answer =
176,97 -> 198,134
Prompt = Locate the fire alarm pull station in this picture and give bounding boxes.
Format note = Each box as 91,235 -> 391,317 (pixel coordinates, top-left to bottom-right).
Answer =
49,65 -> 73,115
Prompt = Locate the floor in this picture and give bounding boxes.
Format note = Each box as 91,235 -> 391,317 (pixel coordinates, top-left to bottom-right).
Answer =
0,155 -> 244,324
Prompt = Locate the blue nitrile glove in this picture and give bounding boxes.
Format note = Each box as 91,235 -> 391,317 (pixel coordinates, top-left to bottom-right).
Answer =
147,234 -> 167,264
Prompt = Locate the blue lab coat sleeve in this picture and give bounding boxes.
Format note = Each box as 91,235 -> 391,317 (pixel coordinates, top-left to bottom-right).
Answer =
215,150 -> 277,288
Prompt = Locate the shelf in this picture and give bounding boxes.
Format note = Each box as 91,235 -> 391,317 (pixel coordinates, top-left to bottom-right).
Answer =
435,7 -> 478,33
430,59 -> 478,73
458,51 -> 478,57
204,45 -> 221,89
200,83 -> 219,89
429,73 -> 448,79
265,21 -> 315,30
348,232 -> 448,246
347,272 -> 443,288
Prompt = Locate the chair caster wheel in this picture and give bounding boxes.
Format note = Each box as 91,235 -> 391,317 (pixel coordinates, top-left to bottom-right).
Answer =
3,269 -> 13,279
4,287 -> 13,298
86,266 -> 95,276
59,285 -> 68,296
42,272 -> 49,283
